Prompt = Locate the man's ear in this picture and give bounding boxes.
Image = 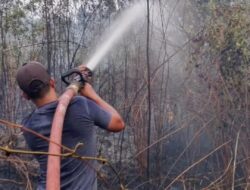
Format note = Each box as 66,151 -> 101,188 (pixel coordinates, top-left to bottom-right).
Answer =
49,78 -> 55,88
22,92 -> 30,100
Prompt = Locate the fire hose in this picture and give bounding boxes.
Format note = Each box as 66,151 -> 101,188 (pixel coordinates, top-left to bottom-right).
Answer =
46,68 -> 92,190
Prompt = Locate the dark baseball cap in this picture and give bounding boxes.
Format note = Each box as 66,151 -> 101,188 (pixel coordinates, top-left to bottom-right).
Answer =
16,61 -> 50,95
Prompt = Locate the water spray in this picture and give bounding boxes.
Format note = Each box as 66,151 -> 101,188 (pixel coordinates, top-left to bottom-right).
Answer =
113,0 -> 120,11
86,2 -> 145,71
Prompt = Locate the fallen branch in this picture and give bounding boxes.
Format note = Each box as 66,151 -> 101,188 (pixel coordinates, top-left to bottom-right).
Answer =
0,178 -> 24,185
0,143 -> 107,163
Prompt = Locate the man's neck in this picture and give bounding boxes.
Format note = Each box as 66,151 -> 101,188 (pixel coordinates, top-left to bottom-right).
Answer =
33,91 -> 58,108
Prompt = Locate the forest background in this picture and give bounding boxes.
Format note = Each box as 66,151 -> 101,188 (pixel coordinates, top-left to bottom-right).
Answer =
0,0 -> 249,189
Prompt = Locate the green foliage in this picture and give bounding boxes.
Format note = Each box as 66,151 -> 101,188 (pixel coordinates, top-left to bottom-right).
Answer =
192,3 -> 250,91
210,4 -> 249,89
187,2 -> 250,133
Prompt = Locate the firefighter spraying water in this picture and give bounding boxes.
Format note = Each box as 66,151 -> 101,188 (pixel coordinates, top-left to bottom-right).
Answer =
15,2 -> 146,190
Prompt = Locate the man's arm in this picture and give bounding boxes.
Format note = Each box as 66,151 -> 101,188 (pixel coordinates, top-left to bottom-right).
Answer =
79,83 -> 125,132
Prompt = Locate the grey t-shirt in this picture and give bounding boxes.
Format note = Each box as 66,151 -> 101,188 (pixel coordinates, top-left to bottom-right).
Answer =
22,96 -> 111,190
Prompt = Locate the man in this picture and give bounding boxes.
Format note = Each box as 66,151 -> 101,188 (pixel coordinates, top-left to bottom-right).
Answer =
16,61 -> 125,190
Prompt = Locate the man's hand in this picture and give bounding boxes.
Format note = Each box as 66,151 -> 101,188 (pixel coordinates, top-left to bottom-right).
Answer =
78,65 -> 92,82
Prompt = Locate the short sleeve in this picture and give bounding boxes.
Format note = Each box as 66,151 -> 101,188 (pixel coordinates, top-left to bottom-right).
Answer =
86,99 -> 111,130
